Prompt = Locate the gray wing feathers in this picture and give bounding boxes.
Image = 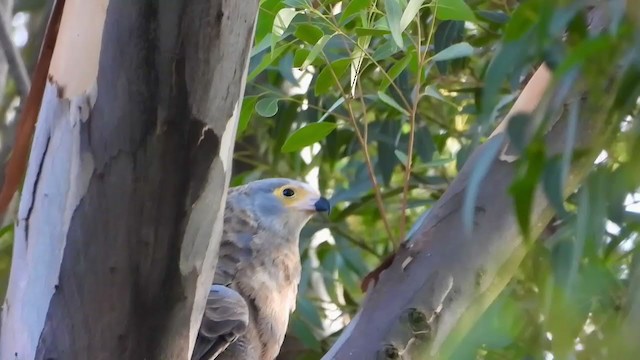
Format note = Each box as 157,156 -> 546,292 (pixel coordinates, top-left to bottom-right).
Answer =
191,285 -> 249,360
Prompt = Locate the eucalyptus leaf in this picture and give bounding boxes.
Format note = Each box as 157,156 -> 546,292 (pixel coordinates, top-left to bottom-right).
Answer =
434,0 -> 477,23
400,0 -> 426,31
340,0 -> 371,25
238,96 -> 258,135
302,34 -> 334,68
463,134 -> 505,235
378,91 -> 409,115
255,97 -> 280,117
385,0 -> 404,48
281,122 -> 338,152
272,8 -> 300,37
431,42 -> 474,61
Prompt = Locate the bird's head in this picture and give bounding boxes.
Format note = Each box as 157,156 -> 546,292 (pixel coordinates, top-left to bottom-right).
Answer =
240,178 -> 330,236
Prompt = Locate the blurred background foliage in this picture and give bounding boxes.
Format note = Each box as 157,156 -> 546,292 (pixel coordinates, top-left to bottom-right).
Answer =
0,0 -> 639,359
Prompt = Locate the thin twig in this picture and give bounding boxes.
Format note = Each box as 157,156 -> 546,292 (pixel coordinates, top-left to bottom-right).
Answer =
323,51 -> 397,243
399,3 -> 438,242
0,6 -> 30,98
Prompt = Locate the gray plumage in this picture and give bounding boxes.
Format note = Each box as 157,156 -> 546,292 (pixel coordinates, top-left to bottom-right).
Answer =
192,178 -> 330,360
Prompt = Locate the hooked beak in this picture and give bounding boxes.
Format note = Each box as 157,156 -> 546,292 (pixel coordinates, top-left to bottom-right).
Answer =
314,197 -> 331,213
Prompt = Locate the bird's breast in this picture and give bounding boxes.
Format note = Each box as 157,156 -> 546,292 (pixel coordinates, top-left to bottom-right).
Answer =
236,242 -> 301,359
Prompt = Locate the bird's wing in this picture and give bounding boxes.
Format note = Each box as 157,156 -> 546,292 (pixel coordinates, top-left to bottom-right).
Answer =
192,285 -> 249,360
192,187 -> 259,360
214,187 -> 258,286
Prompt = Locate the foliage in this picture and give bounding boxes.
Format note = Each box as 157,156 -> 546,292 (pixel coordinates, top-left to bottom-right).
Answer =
0,0 -> 638,359
235,0 -> 640,358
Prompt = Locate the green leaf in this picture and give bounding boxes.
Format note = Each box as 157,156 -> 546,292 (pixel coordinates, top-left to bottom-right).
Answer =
378,91 -> 409,116
283,0 -> 310,8
251,33 -> 273,57
255,97 -> 279,117
281,122 -> 338,152
433,0 -> 477,23
503,1 -> 539,41
372,38 -> 401,60
479,38 -> 530,123
384,0 -> 404,48
431,42 -> 473,61
543,156 -> 568,217
509,140 -> 546,235
400,0 -> 426,31
237,96 -> 258,135
278,52 -> 299,86
376,120 -> 401,185
433,20 -> 465,74
293,48 -> 310,67
272,8 -> 299,37
301,34 -> 333,68
423,85 -> 445,101
556,36 -> 612,76
294,23 -> 324,44
463,134 -> 505,234
247,44 -> 290,81
318,97 -> 346,122
315,58 -> 351,96
394,149 -> 409,165
354,27 -> 391,36
476,10 -> 510,24
506,113 -> 531,154
380,54 -> 412,91
341,0 -> 371,25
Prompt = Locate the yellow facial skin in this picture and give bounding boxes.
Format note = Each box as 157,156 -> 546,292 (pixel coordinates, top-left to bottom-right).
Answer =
271,184 -> 315,209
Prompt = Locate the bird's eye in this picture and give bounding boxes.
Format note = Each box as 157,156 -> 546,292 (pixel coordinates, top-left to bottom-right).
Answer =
282,188 -> 295,197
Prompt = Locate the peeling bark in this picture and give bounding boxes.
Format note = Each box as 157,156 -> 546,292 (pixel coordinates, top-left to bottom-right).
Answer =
0,1 -> 259,359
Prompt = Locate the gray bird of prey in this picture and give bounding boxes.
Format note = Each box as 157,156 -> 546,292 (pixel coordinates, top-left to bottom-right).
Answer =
192,178 -> 330,360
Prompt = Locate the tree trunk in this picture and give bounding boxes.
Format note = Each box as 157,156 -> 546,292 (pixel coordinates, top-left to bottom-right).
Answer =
0,0 -> 258,359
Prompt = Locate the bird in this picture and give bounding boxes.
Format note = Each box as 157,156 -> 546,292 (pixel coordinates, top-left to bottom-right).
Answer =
192,178 -> 330,360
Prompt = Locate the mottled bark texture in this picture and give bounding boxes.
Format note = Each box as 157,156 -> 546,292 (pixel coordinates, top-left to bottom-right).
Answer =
323,6 -> 619,360
0,1 -> 259,359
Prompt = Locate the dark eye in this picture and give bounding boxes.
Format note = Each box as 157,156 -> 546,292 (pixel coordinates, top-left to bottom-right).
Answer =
282,188 -> 295,197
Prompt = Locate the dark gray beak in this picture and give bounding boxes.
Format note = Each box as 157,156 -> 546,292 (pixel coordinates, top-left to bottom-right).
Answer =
314,197 -> 331,213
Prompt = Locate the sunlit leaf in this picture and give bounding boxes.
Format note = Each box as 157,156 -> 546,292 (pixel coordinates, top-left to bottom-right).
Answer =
400,0 -> 426,31
272,8 -> 300,37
